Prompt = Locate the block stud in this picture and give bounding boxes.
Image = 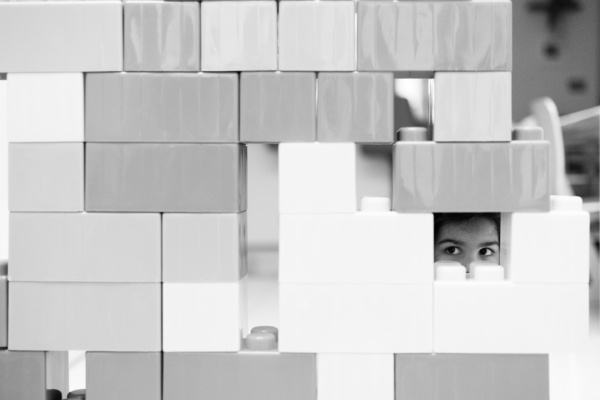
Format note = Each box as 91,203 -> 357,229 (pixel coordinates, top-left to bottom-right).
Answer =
550,195 -> 583,212
245,332 -> 277,351
397,127 -> 427,142
472,262 -> 505,281
435,261 -> 467,281
513,126 -> 543,141
360,197 -> 391,212
251,326 -> 279,341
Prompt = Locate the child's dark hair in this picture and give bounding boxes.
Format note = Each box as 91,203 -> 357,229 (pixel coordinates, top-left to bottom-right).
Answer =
434,213 -> 501,241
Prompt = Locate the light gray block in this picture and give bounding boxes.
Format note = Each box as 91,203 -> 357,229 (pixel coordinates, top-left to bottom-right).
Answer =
85,73 -> 238,143
9,213 -> 161,283
9,143 -> 84,212
0,350 -> 46,399
0,261 -> 6,348
85,144 -> 247,212
240,72 -> 316,143
124,2 -> 200,71
87,352 -> 161,400
395,354 -> 549,400
163,213 -> 247,283
317,72 -> 394,143
9,282 -> 161,351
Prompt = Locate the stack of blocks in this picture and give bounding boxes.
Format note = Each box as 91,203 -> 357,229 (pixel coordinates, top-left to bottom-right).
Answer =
0,0 -> 589,399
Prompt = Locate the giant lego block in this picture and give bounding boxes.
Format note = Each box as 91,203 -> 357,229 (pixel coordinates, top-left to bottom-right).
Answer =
393,141 -> 550,212
201,1 -> 277,71
9,213 -> 161,283
9,143 -> 84,212
87,352 -> 161,400
279,1 -> 355,71
9,282 -> 161,351
0,261 -> 6,348
433,282 -> 588,353
317,73 -> 394,143
279,283 -> 433,353
8,73 -> 84,142
86,143 -> 247,212
240,72 -> 316,143
86,73 -> 238,143
279,143 -> 356,213
124,2 -> 200,71
434,72 -> 511,142
0,2 -> 123,72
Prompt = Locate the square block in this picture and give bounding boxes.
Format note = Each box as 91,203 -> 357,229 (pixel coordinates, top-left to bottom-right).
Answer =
280,212 -> 433,283
9,143 -> 84,212
8,73 -> 84,142
9,213 -> 161,283
0,262 -> 5,349
434,72 -> 511,142
240,72 -> 316,143
279,143 -> 356,213
279,1 -> 355,71
0,2 -> 122,72
86,73 -> 238,143
0,351 -> 45,399
279,283 -> 433,353
201,1 -> 277,71
124,2 -> 200,71
163,282 -> 247,352
85,143 -> 247,212
9,282 -> 161,351
433,282 -> 588,353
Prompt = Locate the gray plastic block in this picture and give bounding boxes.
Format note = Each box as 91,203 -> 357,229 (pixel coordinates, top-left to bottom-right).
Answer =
9,282 -> 161,351
85,73 -> 238,143
9,213 -> 161,283
0,350 -> 46,399
9,143 -> 83,212
87,352 -> 161,400
0,261 -> 6,348
124,2 -> 200,71
317,72 -> 394,143
395,354 -> 549,400
163,352 -> 316,400
85,144 -> 247,212
163,213 -> 247,283
393,141 -> 550,212
240,72 -> 316,143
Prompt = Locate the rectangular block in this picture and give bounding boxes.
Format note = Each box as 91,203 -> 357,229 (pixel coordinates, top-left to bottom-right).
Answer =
8,73 -> 84,142
85,143 -> 247,212
0,351 -> 46,399
241,72 -> 316,143
0,262 -> 5,348
124,2 -> 200,71
9,143 -> 84,212
279,283 -> 433,353
393,141 -> 550,212
9,213 -> 161,283
434,72 -> 511,142
87,352 -> 161,400
279,143 -> 356,213
9,282 -> 161,351
201,1 -> 277,71
433,282 -> 588,353
85,73 -> 238,143
280,212 -> 433,283
0,2 -> 122,72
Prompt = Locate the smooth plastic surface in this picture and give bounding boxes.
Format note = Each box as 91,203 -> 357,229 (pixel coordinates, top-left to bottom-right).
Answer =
472,263 -> 505,281
0,350 -> 46,399
45,351 -> 69,399
245,332 -> 277,351
0,262 -> 6,348
435,261 -> 467,281
398,127 -> 428,142
513,126 -> 544,141
360,196 -> 391,212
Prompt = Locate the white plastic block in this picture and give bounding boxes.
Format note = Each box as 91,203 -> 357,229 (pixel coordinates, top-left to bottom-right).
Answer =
280,212 -> 433,283
501,195 -> 590,283
279,283 -> 433,353
279,143 -> 356,213
279,1 -> 355,71
201,1 -> 277,71
434,72 -> 511,142
8,73 -> 83,142
360,196 -> 391,212
434,282 -> 588,353
318,354 -> 394,400
472,262 -> 505,281
163,281 -> 247,352
435,261 -> 467,281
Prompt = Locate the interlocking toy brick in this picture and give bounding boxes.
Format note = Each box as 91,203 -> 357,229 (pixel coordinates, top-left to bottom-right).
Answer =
9,213 -> 161,283
0,2 -> 123,72
9,143 -> 84,212
435,261 -> 467,281
241,72 -> 316,143
9,282 -> 161,351
201,1 -> 277,71
0,262 -> 6,348
86,73 -> 239,143
8,73 -> 84,142
279,1 -> 355,71
124,2 -> 200,71
317,72 -> 394,143
85,143 -> 247,212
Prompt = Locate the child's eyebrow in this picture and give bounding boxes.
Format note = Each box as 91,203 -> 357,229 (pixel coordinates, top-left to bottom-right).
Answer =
436,239 -> 464,246
478,241 -> 500,247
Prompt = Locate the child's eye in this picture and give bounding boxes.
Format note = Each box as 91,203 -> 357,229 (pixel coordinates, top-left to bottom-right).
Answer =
479,248 -> 495,256
444,246 -> 461,255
